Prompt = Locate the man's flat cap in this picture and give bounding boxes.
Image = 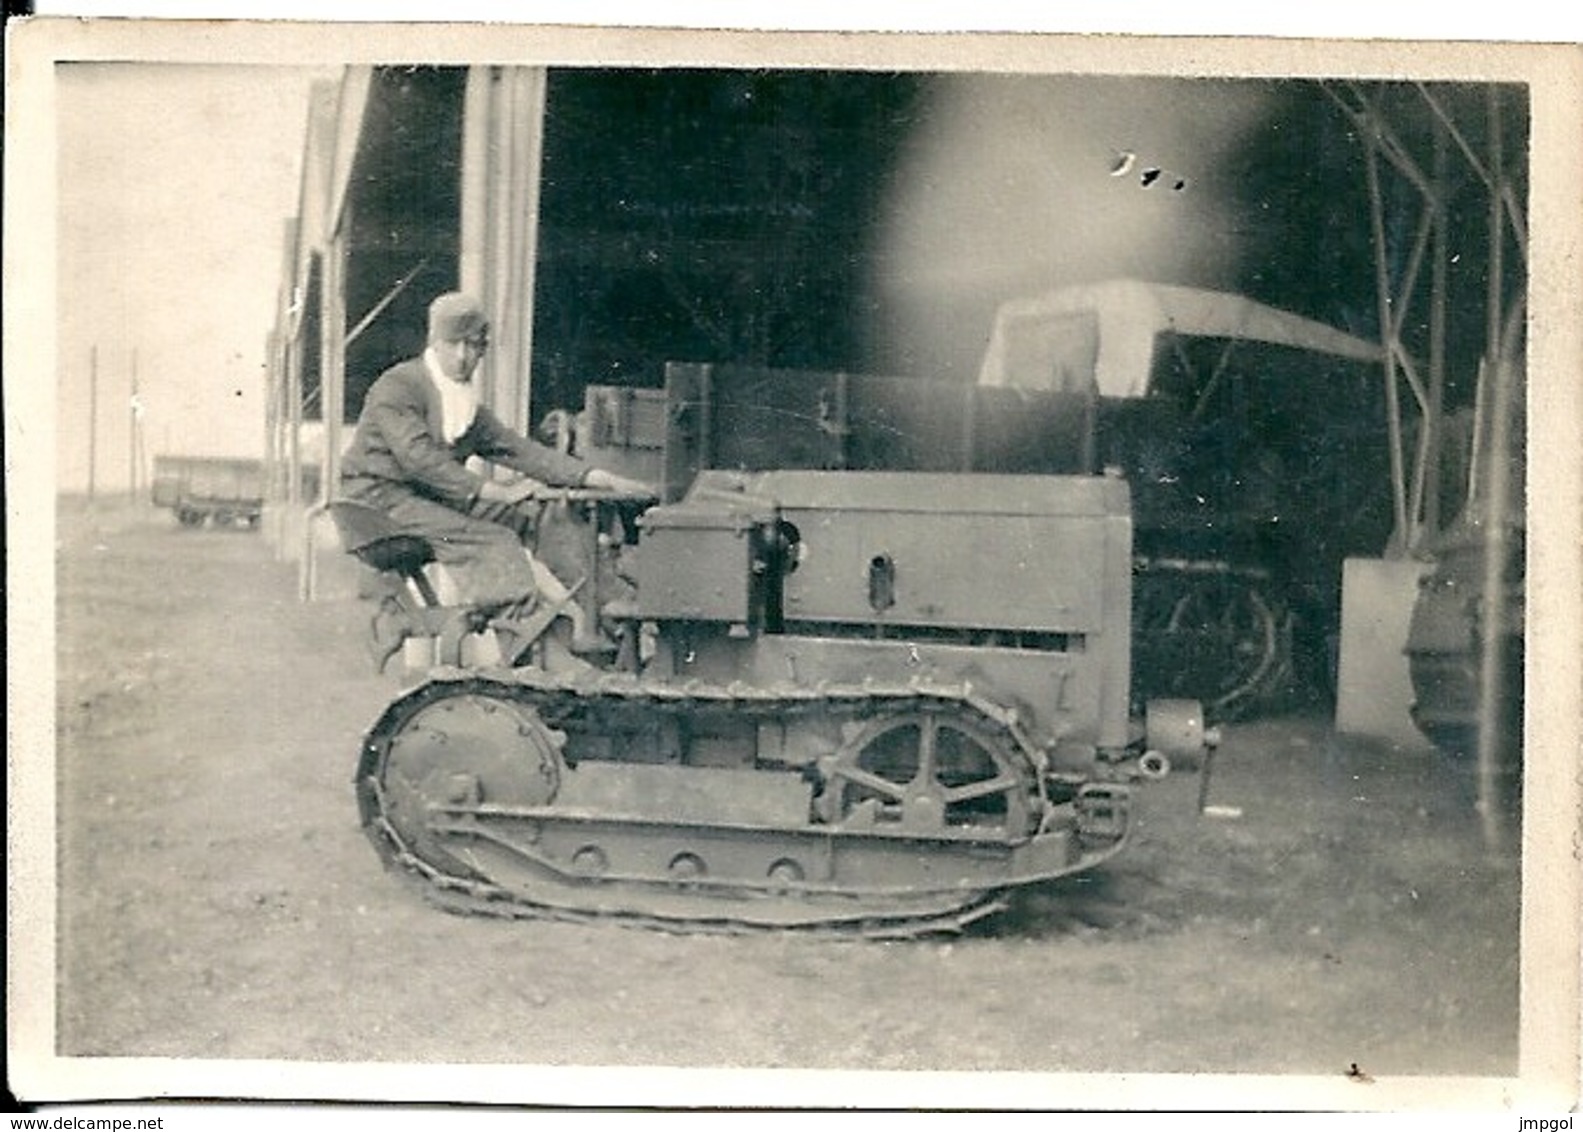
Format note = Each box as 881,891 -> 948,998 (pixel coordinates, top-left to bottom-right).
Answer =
428,292 -> 489,342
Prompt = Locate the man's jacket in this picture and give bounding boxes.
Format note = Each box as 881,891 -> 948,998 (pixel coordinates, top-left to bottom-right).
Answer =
340,356 -> 589,509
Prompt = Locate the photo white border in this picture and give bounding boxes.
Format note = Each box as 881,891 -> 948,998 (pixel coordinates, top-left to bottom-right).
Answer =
7,15 -> 1580,1112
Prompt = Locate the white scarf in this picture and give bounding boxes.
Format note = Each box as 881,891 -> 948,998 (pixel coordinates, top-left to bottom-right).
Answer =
424,347 -> 479,443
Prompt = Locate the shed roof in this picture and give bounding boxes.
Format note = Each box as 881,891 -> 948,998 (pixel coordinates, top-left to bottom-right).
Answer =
977,278 -> 1383,398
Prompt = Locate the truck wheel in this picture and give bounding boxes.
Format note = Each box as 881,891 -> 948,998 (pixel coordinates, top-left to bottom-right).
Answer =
1134,573 -> 1290,723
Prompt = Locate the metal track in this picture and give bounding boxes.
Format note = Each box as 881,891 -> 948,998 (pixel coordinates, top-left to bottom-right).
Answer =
355,666 -> 1126,938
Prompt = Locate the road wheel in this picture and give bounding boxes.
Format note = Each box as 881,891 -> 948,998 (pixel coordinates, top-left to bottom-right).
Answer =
814,711 -> 1033,835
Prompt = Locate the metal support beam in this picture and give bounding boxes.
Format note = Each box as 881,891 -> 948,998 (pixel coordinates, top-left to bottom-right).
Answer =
1426,117 -> 1449,537
1338,84 -> 1443,209
1485,88 -> 1507,394
1332,79 -> 1498,557
1366,137 -> 1412,555
1416,82 -> 1528,255
346,256 -> 430,349
1391,342 -> 1429,418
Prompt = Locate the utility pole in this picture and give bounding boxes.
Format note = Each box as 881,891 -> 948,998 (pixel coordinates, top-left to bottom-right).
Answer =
129,348 -> 139,501
88,344 -> 99,501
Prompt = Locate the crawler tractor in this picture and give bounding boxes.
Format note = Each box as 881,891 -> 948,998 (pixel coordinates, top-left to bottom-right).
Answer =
342,388 -> 1213,937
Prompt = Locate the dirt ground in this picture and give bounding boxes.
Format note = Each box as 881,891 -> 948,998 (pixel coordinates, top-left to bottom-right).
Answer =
43,498 -> 1523,1099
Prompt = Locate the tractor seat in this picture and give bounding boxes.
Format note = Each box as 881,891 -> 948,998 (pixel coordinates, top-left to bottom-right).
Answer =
328,499 -> 441,607
351,533 -> 435,578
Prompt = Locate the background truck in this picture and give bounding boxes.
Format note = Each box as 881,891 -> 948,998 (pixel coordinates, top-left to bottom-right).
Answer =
150,455 -> 266,529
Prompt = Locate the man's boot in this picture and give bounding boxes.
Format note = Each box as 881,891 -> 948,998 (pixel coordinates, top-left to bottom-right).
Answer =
366,595 -> 410,674
491,579 -> 592,667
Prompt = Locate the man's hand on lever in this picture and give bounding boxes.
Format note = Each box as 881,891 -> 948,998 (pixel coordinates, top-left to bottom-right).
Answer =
582,468 -> 659,500
480,470 -> 656,507
478,476 -> 549,506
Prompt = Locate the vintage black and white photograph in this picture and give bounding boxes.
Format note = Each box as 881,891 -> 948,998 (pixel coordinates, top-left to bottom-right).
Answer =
7,15 -> 1580,1112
